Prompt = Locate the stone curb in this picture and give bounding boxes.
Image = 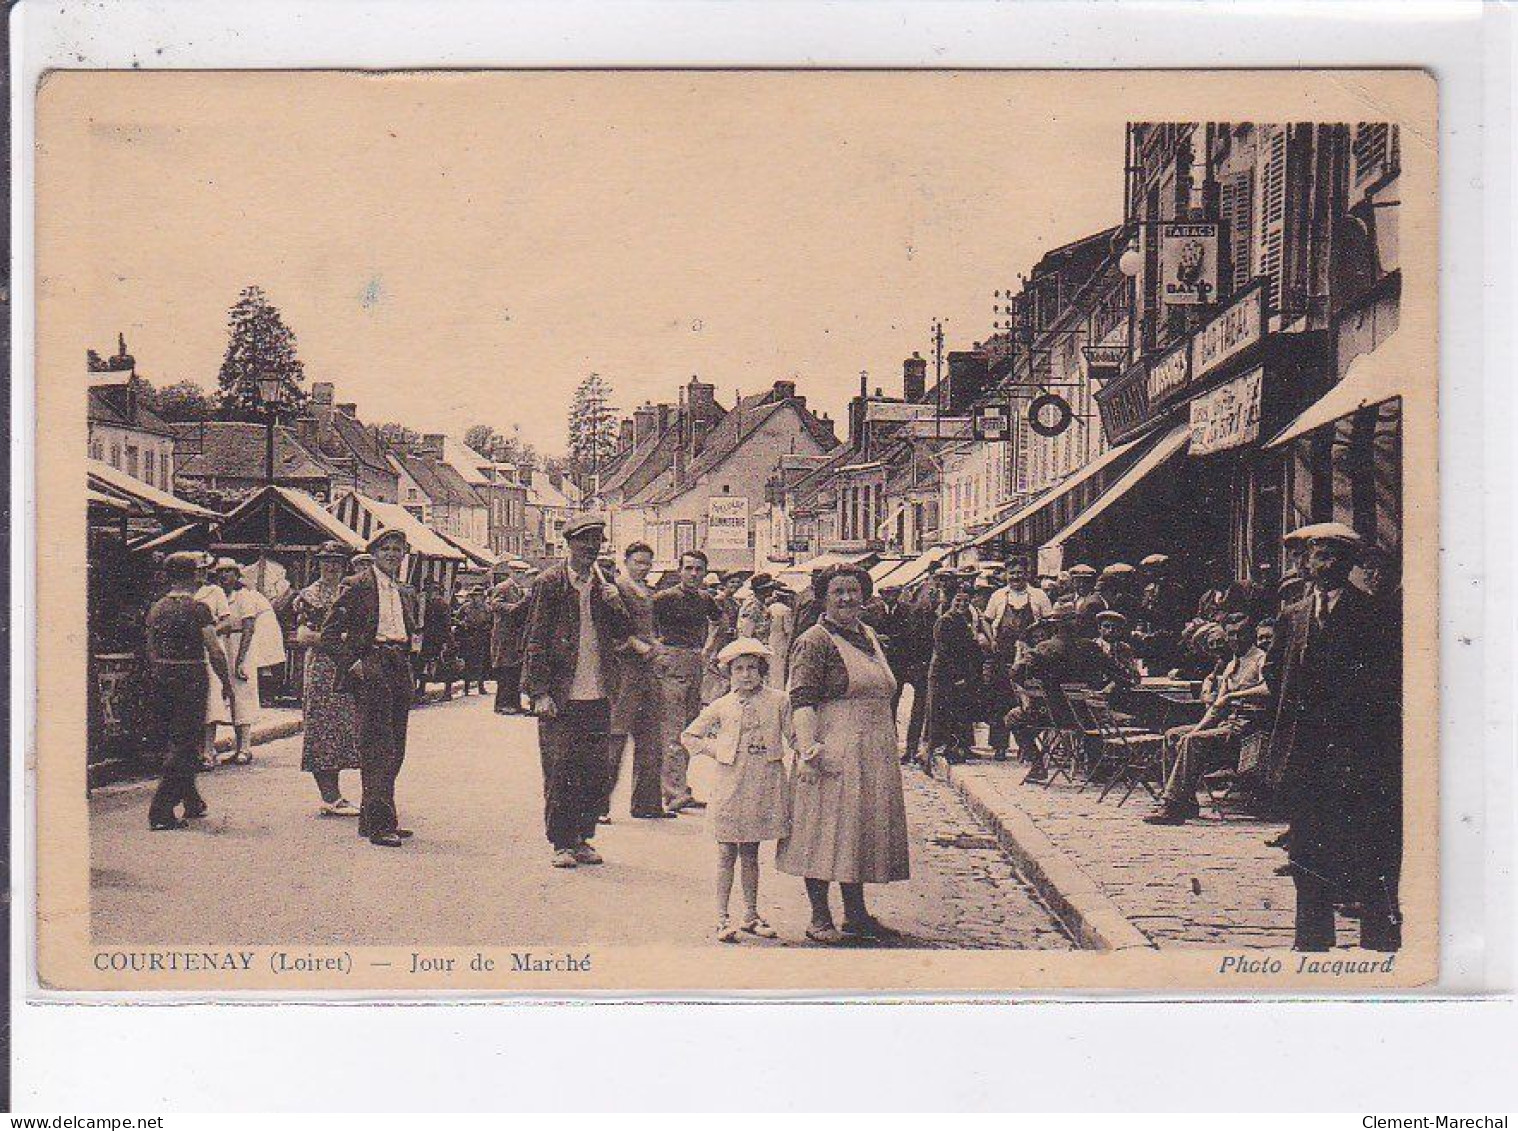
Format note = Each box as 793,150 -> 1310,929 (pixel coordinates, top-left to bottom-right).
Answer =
931,755 -> 1158,952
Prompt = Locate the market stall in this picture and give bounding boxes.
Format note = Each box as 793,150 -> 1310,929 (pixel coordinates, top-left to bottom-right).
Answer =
329,490 -> 467,597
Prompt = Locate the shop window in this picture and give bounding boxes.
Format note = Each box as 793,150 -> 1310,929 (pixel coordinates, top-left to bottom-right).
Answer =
110,444 -> 121,469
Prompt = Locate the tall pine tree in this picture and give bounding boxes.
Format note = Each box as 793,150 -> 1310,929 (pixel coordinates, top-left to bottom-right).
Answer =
566,372 -> 619,490
216,286 -> 308,421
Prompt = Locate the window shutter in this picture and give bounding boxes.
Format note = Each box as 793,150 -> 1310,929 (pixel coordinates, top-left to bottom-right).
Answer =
1221,168 -> 1254,295
1253,125 -> 1288,313
1353,123 -> 1398,190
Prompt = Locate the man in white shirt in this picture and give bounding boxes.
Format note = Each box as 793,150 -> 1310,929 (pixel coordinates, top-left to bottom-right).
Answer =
319,528 -> 418,847
982,559 -> 1053,758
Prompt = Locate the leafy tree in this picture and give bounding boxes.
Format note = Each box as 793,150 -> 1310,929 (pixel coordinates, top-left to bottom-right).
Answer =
150,379 -> 216,422
464,422 -> 537,468
565,372 -> 618,488
216,286 -> 308,421
373,421 -> 421,451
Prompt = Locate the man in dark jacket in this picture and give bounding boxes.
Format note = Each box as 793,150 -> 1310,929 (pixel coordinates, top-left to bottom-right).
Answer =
1265,523 -> 1401,951
319,528 -> 418,847
488,561 -> 533,714
522,514 -> 633,868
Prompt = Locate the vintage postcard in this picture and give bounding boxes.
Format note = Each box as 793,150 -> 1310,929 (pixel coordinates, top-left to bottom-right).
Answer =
33,68 -> 1437,994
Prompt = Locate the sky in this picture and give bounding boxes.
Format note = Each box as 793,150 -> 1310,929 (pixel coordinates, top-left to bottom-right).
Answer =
50,70 -> 1125,455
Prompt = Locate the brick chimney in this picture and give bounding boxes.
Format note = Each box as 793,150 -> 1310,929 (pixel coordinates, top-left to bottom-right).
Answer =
632,402 -> 660,448
946,348 -> 990,413
617,417 -> 634,454
686,376 -> 719,452
903,352 -> 927,403
847,371 -> 869,451
416,433 -> 446,459
311,381 -> 335,409
770,379 -> 797,402
336,402 -> 358,418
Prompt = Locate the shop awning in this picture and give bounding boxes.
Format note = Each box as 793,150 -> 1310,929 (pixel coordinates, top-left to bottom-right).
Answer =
777,550 -> 876,592
1264,329 -> 1407,449
88,488 -> 137,513
970,435 -> 1143,548
1037,425 -> 1192,576
128,522 -> 207,554
871,545 -> 953,590
88,458 -> 221,521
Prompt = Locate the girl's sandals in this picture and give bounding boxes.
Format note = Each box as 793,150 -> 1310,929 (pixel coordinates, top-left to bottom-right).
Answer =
221,750 -> 252,766
805,924 -> 849,945
741,916 -> 778,939
716,917 -> 742,943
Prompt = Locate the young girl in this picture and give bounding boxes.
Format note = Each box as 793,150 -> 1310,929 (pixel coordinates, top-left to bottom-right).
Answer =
681,639 -> 794,942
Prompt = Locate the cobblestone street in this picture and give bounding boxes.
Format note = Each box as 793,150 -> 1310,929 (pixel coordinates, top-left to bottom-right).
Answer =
91,695 -> 1071,952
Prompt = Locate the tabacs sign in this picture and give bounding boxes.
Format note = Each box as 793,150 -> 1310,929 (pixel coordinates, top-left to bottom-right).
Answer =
1160,222 -> 1220,306
706,496 -> 751,551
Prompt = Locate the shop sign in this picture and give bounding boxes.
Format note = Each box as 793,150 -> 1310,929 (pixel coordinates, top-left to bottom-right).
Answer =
1189,367 -> 1264,455
706,496 -> 750,550
973,403 -> 1012,441
1192,284 -> 1266,381
1146,341 -> 1191,404
1082,343 -> 1129,371
1160,222 -> 1220,306
1095,360 -> 1153,445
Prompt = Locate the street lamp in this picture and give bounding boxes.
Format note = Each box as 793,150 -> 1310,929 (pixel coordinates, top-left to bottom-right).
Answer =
256,373 -> 288,549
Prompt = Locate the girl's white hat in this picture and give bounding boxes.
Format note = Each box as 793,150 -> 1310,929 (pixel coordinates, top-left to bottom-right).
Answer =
716,637 -> 773,668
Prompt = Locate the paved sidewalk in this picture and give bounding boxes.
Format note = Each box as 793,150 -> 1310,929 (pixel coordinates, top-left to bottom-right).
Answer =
937,758 -> 1301,949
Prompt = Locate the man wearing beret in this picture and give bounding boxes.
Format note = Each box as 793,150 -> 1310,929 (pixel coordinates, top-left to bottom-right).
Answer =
1265,523 -> 1402,951
319,527 -> 419,848
522,513 -> 633,868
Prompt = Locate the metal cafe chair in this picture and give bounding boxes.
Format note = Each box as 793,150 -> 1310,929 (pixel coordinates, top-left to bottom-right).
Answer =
1077,689 -> 1166,806
1026,681 -> 1085,787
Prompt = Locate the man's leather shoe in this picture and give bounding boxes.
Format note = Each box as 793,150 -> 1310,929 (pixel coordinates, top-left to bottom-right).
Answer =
369,832 -> 405,847
632,809 -> 677,819
149,818 -> 189,831
394,828 -> 414,839
1143,806 -> 1190,825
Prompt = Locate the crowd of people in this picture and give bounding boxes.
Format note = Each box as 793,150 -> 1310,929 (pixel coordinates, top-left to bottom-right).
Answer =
136,513 -> 1401,953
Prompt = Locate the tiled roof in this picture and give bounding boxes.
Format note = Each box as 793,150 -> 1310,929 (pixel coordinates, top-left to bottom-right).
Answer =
389,450 -> 485,509
89,382 -> 176,438
172,421 -> 331,483
329,412 -> 391,472
601,425 -> 679,501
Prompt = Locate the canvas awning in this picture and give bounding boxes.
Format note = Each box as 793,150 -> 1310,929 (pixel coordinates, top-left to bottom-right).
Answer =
1037,425 -> 1192,576
88,458 -> 221,521
1264,329 -> 1407,449
776,550 -> 876,592
219,485 -> 366,551
970,435 -> 1143,548
328,491 -> 466,560
436,529 -> 497,569
871,545 -> 953,590
88,488 -> 137,513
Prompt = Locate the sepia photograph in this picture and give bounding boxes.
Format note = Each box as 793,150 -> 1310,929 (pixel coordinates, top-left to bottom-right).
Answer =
32,67 -> 1438,993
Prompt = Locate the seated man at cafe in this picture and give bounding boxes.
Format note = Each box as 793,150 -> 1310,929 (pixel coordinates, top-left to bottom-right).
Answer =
1143,615 -> 1269,825
1004,607 -> 1136,782
1094,610 -> 1144,683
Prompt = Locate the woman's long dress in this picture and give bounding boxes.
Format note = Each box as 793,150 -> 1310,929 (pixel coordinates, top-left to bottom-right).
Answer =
295,582 -> 360,773
777,622 -> 910,884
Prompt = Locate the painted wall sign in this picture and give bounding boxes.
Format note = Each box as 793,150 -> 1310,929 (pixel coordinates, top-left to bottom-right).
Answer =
1188,366 -> 1264,455
1146,341 -> 1191,404
1192,284 -> 1266,381
706,496 -> 751,550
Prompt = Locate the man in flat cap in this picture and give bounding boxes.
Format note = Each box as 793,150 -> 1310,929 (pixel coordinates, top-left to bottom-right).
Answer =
522,513 -> 633,867
319,527 -> 419,848
1265,523 -> 1402,951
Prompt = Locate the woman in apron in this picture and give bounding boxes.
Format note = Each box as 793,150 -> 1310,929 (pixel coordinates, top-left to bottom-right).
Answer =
779,564 -> 910,944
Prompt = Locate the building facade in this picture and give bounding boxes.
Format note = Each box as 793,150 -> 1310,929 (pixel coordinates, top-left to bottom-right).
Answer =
88,378 -> 177,494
